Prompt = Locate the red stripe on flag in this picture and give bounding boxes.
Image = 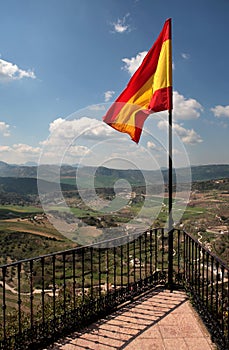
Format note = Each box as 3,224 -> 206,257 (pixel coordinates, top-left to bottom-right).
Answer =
149,86 -> 173,112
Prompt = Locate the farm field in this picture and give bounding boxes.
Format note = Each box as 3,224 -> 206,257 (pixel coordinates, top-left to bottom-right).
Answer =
0,179 -> 228,265
0,205 -> 76,264
178,180 -> 229,265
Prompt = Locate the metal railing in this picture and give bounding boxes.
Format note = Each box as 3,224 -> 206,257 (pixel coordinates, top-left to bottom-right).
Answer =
0,229 -> 228,349
174,230 -> 229,350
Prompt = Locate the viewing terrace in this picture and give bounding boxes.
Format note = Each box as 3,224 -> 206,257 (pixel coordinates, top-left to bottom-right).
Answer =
0,229 -> 228,349
46,288 -> 216,350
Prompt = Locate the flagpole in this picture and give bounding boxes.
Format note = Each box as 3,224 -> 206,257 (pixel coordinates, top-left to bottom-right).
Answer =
168,108 -> 174,289
166,17 -> 173,290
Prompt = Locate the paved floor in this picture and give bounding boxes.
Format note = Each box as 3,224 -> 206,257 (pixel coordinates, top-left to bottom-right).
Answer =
46,288 -> 217,350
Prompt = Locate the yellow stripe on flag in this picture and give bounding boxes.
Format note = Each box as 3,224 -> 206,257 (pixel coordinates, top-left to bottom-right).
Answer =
153,39 -> 172,91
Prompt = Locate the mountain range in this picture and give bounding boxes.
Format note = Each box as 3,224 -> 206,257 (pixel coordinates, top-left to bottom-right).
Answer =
0,161 -> 228,189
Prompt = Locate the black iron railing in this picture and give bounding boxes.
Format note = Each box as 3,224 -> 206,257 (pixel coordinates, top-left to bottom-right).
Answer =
0,229 -> 228,349
174,230 -> 229,350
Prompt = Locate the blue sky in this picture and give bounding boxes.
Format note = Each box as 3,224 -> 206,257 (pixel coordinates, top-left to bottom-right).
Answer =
0,0 -> 228,169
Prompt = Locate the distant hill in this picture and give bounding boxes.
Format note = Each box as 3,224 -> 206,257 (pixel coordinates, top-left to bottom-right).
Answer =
0,161 -> 37,178
189,164 -> 229,181
0,177 -> 76,196
0,161 -> 228,187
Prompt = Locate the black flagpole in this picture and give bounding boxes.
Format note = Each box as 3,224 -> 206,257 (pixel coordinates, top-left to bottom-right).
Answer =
168,18 -> 173,290
168,108 -> 173,289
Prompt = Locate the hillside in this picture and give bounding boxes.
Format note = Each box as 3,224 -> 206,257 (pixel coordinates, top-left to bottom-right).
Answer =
0,161 -> 228,187
0,177 -> 77,195
0,177 -> 78,205
186,164 -> 229,181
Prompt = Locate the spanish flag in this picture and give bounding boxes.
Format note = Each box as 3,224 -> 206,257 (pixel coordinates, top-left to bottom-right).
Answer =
103,18 -> 172,143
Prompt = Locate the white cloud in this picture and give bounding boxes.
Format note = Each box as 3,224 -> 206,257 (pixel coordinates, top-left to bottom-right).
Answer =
122,51 -> 147,76
45,117 -> 116,144
181,53 -> 190,60
0,58 -> 36,82
146,140 -> 163,153
147,141 -> 156,149
104,90 -> 115,102
111,14 -> 131,33
173,124 -> 202,144
39,117 -> 121,163
211,105 -> 229,118
0,121 -> 10,136
88,105 -> 106,111
13,143 -> 41,154
0,143 -> 41,163
68,145 -> 91,157
0,145 -> 11,152
0,143 -> 40,154
158,120 -> 202,145
173,91 -> 203,120
48,117 -> 65,134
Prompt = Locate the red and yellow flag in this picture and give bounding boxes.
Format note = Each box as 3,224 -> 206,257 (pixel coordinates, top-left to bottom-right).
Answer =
103,18 -> 172,143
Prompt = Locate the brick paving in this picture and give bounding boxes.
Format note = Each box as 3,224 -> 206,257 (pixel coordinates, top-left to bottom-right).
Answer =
45,288 -> 217,350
